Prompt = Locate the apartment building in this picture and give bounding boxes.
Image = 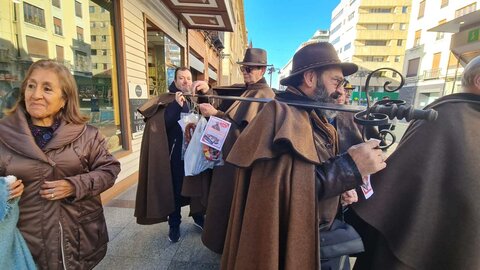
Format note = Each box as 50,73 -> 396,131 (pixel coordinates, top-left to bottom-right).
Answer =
329,0 -> 411,100
401,0 -> 480,107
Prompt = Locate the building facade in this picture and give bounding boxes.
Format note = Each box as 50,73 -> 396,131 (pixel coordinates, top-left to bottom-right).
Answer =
220,0 -> 248,85
329,0 -> 411,101
0,0 -> 244,199
402,0 -> 480,107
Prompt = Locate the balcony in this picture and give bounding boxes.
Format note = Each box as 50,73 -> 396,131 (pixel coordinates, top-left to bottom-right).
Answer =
360,0 -> 411,7
357,13 -> 409,24
354,46 -> 405,56
355,29 -> 406,40
423,68 -> 442,80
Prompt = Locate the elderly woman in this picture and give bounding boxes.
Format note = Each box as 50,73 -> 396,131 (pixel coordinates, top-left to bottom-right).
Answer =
0,59 -> 121,269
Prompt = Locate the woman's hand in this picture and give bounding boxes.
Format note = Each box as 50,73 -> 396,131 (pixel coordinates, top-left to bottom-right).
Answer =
175,91 -> 186,107
40,180 -> 76,201
9,180 -> 24,200
198,103 -> 218,117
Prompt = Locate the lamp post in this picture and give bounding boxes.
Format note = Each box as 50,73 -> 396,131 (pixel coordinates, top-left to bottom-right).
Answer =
267,66 -> 280,87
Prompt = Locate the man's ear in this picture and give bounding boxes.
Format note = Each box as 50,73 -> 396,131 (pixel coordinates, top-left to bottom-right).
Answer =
474,74 -> 480,91
303,70 -> 316,88
260,66 -> 267,76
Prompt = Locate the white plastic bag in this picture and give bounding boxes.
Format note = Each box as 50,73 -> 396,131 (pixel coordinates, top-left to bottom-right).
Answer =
178,112 -> 200,159
184,117 -> 223,176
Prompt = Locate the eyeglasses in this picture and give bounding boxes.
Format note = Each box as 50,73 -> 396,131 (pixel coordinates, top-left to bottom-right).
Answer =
240,66 -> 260,73
332,77 -> 348,90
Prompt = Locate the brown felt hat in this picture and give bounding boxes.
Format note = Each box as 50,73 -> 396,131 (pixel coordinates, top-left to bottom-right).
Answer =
237,48 -> 271,66
280,42 -> 358,86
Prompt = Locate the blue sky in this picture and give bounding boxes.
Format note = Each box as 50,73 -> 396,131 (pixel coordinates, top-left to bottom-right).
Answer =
244,0 -> 340,89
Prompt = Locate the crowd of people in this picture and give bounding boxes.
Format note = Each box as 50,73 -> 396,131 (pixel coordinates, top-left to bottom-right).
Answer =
1,44 -> 479,270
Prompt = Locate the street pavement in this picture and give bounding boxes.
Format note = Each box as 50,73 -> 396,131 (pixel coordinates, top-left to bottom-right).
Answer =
95,185 -> 221,270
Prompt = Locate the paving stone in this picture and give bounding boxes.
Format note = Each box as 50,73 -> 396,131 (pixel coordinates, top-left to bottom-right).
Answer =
95,255 -> 170,270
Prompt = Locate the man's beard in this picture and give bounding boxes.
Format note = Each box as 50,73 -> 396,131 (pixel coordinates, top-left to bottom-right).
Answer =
312,80 -> 338,120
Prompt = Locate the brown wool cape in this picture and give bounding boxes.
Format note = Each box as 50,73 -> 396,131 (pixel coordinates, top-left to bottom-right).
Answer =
199,78 -> 275,253
352,93 -> 480,270
221,99 -> 338,270
134,94 -> 205,224
134,94 -> 176,224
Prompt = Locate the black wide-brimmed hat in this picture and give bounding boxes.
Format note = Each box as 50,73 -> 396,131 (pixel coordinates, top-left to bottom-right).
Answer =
280,42 -> 358,86
237,48 -> 271,66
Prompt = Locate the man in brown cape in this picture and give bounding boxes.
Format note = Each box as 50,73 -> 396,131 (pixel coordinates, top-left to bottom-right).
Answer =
221,42 -> 387,270
196,48 -> 276,253
351,56 -> 480,270
134,67 -> 210,242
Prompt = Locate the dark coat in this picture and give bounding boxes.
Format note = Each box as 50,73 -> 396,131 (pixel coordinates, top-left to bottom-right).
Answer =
200,78 -> 275,253
352,93 -> 480,270
0,108 -> 120,270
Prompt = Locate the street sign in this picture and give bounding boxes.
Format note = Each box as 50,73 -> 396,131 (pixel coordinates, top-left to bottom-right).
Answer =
468,28 -> 479,43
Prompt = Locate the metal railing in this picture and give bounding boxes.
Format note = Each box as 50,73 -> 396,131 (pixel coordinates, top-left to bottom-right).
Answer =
423,68 -> 442,80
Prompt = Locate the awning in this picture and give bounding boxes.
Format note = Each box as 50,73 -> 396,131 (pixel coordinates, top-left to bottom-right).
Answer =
189,53 -> 204,73
208,66 -> 218,81
160,0 -> 234,32
428,10 -> 480,33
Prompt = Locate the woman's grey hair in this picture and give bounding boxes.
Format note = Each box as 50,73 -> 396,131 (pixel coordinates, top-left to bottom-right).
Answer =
462,55 -> 480,88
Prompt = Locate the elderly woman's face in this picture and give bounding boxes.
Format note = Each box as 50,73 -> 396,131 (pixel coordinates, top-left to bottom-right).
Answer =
25,69 -> 66,126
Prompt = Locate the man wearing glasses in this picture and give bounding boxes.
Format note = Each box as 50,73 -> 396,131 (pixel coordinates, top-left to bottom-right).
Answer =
197,48 -> 275,254
221,42 -> 386,270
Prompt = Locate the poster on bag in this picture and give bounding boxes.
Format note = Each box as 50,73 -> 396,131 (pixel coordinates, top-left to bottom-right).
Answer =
200,116 -> 231,151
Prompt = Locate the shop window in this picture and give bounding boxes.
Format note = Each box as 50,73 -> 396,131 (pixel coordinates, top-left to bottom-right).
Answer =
23,3 -> 46,28
75,1 -> 83,18
53,17 -> 63,36
52,0 -> 61,8
147,29 -> 184,95
0,0 -> 124,152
